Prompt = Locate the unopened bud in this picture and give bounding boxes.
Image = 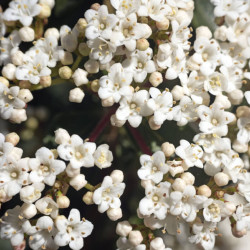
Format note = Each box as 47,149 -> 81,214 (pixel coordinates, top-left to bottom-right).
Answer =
150,237 -> 165,250
54,128 -> 70,144
91,3 -> 101,11
233,140 -> 248,153
10,109 -> 27,123
19,80 -> 31,89
107,207 -> 122,221
40,75 -> 52,87
45,28 -> 60,39
56,195 -> 70,208
2,63 -> 16,80
82,191 -> 94,205
149,72 -> 163,87
5,132 -> 20,146
116,221 -> 132,237
91,80 -> 100,92
232,224 -> 247,238
60,51 -> 73,65
19,26 -> 35,42
38,4 -> 51,18
172,178 -> 186,192
214,95 -> 231,109
0,77 -> 9,87
149,116 -> 161,130
181,172 -> 195,185
59,66 -> 72,79
84,59 -> 99,74
214,172 -> 229,186
197,185 -> 211,197
236,106 -> 250,118
72,68 -> 88,86
78,43 -> 91,56
21,203 -> 37,219
136,38 -> 149,51
110,114 -> 126,127
18,89 -> 33,103
156,17 -> 169,30
102,96 -> 115,107
128,230 -> 143,246
161,142 -> 175,157
70,174 -> 87,191
196,26 -> 212,39
76,18 -> 87,33
69,88 -> 85,103
171,85 -> 184,101
228,89 -> 244,105
11,50 -> 24,66
110,170 -> 124,184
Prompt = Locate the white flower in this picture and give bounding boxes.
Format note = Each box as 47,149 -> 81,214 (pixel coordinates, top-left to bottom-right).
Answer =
0,206 -> 26,247
138,151 -> 169,183
28,216 -> 58,250
116,90 -> 153,127
20,182 -> 45,204
245,91 -> 250,104
116,236 -> 146,250
204,72 -> 228,95
54,209 -> 94,250
93,175 -> 125,213
32,36 -> 63,68
57,134 -> 96,169
110,0 -> 140,17
29,147 -> 66,186
175,140 -> 203,168
189,222 -> 216,250
0,30 -> 21,66
167,160 -> 186,177
93,144 -> 113,169
197,103 -> 235,136
35,196 -> 58,218
147,88 -> 174,126
203,199 -> 225,223
0,158 -> 29,197
233,204 -> 250,232
0,133 -> 14,166
3,0 -> 41,26
85,5 -> 118,40
123,48 -> 156,83
98,63 -> 133,103
170,185 -> 207,222
15,50 -> 51,84
60,25 -> 78,52
238,173 -> 250,202
237,116 -> 250,144
139,182 -> 171,220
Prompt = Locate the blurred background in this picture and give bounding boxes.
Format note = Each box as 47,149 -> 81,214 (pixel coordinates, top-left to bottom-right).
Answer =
0,0 -> 249,249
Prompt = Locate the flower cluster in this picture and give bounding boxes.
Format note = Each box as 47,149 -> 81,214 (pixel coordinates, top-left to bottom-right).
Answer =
0,129 -> 125,249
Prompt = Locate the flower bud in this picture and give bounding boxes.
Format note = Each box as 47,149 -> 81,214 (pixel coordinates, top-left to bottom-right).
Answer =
171,85 -> 184,101
10,109 -> 27,123
91,79 -> 100,92
150,237 -> 165,250
214,26 -> 227,41
116,221 -> 132,237
75,18 -> 87,33
2,63 -> 16,80
228,89 -> 244,105
214,172 -> 229,186
72,68 -> 88,86
65,164 -> 80,177
149,72 -> 163,87
60,51 -> 73,65
5,132 -> 20,146
141,179 -> 154,188
78,43 -> 91,56
0,77 -> 9,87
56,195 -> 70,208
181,172 -> 195,185
21,203 -> 37,219
55,128 -> 70,144
161,142 -> 175,157
156,17 -> 169,30
176,10 -> 191,26
69,174 -> 87,191
148,116 -> 161,130
18,89 -> 33,103
19,80 -> 31,89
91,3 -> 101,10
69,88 -> 85,103
196,26 -> 212,39
197,185 -> 211,197
232,224 -> 247,238
107,207 -> 122,221
19,27 -> 35,42
45,28 -> 60,39
110,170 -> 124,184
84,59 -> 99,74
136,38 -> 149,51
40,0 -> 55,9
236,106 -> 250,118
102,96 -> 115,107
82,191 -> 94,205
38,4 -> 51,18
172,178 -> 186,192
11,50 -> 24,66
59,66 -> 72,79
233,140 -> 248,153
40,75 -> 52,87
110,114 -> 126,127
214,94 -> 231,109
224,202 -> 236,216
128,230 -> 143,246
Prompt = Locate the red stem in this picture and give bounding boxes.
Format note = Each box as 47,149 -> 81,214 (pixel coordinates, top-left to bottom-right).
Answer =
88,107 -> 117,142
127,125 -> 152,155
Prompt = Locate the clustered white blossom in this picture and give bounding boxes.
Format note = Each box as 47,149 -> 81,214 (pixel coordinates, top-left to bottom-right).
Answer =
0,129 -> 124,249
0,0 -> 250,249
